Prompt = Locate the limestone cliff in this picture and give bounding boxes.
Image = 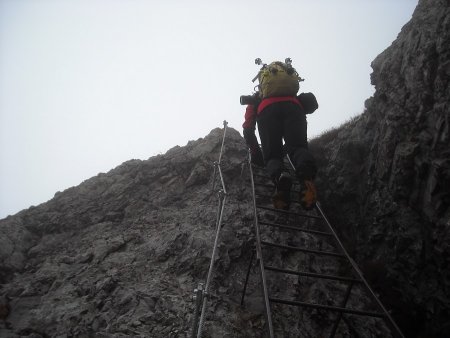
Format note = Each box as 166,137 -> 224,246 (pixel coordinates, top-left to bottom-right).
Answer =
311,0 -> 449,336
0,128 -> 260,337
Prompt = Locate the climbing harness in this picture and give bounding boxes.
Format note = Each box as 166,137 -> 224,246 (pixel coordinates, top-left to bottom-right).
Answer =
191,121 -> 228,338
240,153 -> 405,337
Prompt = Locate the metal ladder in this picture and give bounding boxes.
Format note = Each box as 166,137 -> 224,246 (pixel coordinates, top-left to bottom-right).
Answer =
241,155 -> 405,338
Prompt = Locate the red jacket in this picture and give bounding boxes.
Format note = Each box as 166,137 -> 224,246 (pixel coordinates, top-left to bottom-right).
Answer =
242,96 -> 302,129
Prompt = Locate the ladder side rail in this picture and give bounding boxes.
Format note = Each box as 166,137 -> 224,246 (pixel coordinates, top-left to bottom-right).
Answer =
249,157 -> 275,338
329,282 -> 354,338
286,154 -> 403,337
316,203 -> 404,338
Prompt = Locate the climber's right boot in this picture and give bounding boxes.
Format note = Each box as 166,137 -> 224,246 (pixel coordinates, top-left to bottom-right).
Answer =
272,172 -> 292,210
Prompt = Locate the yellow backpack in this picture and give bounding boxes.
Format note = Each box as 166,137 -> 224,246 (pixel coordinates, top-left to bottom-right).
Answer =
253,59 -> 303,99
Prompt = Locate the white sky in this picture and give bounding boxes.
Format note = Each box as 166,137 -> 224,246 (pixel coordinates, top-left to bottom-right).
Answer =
0,0 -> 417,218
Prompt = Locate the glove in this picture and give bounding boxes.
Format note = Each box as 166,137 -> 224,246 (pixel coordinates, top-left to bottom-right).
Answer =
250,146 -> 265,167
243,127 -> 265,167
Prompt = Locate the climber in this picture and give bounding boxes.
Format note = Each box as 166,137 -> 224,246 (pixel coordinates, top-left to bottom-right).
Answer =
243,102 -> 265,168
242,93 -> 318,210
242,59 -> 318,210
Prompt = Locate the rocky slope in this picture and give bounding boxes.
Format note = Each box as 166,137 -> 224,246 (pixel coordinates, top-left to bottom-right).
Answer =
0,125 -> 395,338
310,0 -> 449,336
0,128 -> 263,337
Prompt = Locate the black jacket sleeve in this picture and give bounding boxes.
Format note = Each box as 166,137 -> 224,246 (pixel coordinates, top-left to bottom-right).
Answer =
243,127 -> 264,167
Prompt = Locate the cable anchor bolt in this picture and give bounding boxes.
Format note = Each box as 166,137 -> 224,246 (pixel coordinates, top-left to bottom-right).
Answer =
192,283 -> 204,301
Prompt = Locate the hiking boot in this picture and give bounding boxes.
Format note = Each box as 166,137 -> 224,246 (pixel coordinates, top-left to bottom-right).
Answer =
272,173 -> 292,210
300,180 -> 317,210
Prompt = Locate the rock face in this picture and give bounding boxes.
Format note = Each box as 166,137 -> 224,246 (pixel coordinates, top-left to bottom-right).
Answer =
310,0 -> 449,336
0,0 -> 449,337
0,128 -> 259,337
0,125 -> 398,338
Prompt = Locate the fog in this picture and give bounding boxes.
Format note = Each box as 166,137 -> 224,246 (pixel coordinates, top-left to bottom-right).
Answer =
0,0 -> 418,218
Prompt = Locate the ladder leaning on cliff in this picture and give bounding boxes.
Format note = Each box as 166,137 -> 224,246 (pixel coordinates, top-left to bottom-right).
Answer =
240,150 -> 405,337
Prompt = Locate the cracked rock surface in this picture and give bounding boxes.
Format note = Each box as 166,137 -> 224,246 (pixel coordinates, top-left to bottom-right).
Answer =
0,128 -> 258,337
311,0 -> 449,336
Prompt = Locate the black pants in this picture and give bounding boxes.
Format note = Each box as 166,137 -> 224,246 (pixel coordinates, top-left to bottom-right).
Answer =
257,101 -> 317,180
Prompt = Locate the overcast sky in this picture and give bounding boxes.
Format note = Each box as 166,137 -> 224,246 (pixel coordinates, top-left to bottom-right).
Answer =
0,0 -> 418,218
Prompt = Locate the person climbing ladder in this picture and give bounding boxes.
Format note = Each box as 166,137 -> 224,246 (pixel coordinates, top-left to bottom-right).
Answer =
241,58 -> 318,210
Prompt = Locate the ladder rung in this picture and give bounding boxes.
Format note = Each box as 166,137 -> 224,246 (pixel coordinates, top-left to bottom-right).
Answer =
269,297 -> 386,318
254,183 -> 275,189
254,187 -> 305,194
264,265 -> 362,284
261,241 -> 345,258
253,184 -> 301,195
253,174 -> 272,180
257,205 -> 322,219
259,221 -> 333,237
253,173 -> 301,187
251,163 -> 265,170
256,192 -> 302,200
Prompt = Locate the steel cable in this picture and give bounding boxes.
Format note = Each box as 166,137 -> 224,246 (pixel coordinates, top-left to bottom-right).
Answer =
192,121 -> 228,338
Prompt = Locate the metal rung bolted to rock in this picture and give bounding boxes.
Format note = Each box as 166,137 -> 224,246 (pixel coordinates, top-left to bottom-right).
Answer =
240,152 -> 405,338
